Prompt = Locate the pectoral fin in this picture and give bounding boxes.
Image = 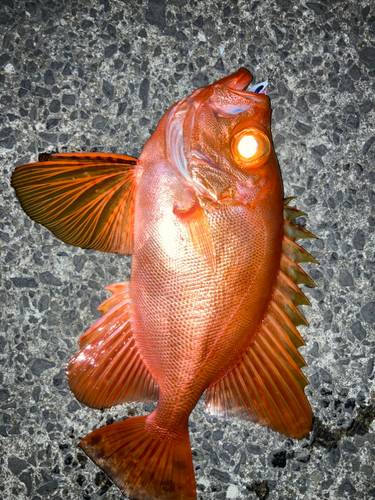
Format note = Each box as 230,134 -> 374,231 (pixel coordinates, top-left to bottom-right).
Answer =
11,152 -> 138,254
173,197 -> 216,271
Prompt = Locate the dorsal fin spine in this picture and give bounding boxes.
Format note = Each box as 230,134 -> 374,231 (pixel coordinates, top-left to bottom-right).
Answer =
203,197 -> 317,439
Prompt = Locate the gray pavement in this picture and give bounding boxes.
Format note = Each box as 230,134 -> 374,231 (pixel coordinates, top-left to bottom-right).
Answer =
0,0 -> 374,499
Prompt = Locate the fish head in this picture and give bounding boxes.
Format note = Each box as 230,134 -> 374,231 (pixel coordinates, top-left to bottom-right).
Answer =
164,68 -> 281,205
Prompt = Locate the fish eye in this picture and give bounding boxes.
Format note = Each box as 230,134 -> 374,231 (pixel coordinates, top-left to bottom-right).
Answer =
237,135 -> 258,158
231,127 -> 270,167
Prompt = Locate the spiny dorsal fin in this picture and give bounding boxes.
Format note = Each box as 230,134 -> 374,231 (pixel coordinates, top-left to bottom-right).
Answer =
272,287 -> 308,326
203,198 -> 317,439
280,253 -> 316,287
283,196 -> 295,205
283,206 -> 307,221
276,199 -> 317,326
268,300 -> 305,347
284,220 -> 316,241
282,236 -> 318,264
276,271 -> 311,307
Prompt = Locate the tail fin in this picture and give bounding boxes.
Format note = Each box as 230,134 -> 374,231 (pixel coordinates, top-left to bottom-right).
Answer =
80,415 -> 196,500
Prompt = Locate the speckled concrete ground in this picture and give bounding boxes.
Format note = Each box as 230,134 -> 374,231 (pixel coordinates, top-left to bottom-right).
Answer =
1,0 -> 375,499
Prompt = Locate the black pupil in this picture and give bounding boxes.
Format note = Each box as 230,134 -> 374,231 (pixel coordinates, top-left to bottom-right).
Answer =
255,85 -> 264,93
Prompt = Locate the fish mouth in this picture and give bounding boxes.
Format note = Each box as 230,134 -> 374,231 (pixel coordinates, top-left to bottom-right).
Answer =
216,68 -> 268,96
214,67 -> 268,95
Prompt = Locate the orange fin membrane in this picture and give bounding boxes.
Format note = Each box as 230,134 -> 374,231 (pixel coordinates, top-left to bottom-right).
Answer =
97,282 -> 130,315
80,415 -> 196,500
204,198 -> 317,439
11,152 -> 138,255
67,282 -> 158,408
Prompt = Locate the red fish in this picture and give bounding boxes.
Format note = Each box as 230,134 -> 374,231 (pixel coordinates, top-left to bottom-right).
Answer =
12,68 -> 317,500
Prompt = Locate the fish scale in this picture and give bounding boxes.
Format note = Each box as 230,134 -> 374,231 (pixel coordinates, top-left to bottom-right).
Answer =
11,68 -> 317,500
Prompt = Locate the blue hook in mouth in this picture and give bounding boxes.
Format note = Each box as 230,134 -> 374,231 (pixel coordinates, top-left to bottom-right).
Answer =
249,80 -> 268,94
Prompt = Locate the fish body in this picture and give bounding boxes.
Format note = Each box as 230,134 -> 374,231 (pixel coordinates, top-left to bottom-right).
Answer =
132,133 -> 282,437
131,72 -> 283,442
11,69 -> 317,500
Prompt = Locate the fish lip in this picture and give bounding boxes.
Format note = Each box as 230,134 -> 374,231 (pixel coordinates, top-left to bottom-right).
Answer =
214,67 -> 253,91
230,88 -> 271,105
226,67 -> 253,90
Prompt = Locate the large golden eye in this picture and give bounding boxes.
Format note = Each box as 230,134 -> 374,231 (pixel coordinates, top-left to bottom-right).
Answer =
231,127 -> 270,167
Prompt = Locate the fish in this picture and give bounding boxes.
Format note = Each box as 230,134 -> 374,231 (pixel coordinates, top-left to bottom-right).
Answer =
11,68 -> 317,500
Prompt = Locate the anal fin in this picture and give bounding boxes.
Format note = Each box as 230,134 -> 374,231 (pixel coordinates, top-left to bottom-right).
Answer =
67,281 -> 158,408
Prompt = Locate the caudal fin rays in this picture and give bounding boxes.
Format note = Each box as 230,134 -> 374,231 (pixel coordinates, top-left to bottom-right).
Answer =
80,416 -> 196,500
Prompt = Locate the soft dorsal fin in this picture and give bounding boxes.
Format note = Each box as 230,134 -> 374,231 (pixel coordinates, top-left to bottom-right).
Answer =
11,152 -> 138,255
204,198 -> 317,439
204,321 -> 312,439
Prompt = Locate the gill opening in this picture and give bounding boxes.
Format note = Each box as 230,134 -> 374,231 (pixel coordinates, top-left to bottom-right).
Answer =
166,98 -> 213,199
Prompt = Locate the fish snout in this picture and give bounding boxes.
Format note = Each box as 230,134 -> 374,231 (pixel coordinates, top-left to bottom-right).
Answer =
214,67 -> 253,91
